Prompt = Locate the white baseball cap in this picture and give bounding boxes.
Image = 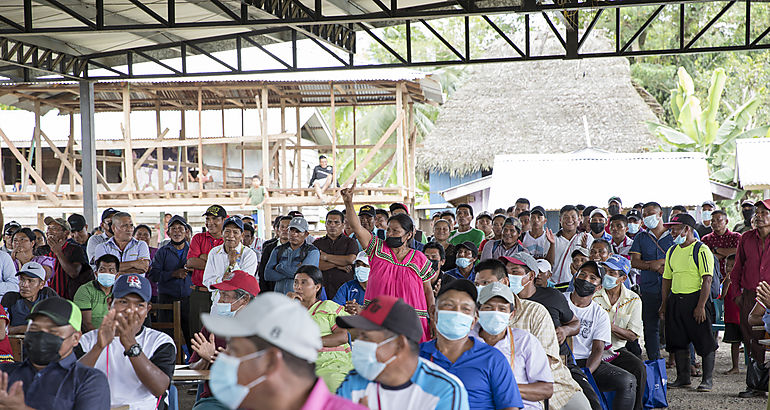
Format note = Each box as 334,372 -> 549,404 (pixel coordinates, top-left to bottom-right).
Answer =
17,261 -> 46,281
355,251 -> 369,266
201,292 -> 322,363
536,259 -> 552,273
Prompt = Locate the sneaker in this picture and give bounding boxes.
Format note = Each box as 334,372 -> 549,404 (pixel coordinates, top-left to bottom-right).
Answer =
738,389 -> 766,398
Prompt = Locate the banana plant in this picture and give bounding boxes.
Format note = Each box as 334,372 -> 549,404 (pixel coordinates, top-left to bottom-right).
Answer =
646,67 -> 770,184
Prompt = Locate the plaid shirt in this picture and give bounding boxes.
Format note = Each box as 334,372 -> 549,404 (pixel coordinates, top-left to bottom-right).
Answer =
511,295 -> 582,409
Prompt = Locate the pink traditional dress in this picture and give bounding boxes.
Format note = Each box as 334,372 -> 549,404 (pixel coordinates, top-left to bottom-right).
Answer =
364,237 -> 436,342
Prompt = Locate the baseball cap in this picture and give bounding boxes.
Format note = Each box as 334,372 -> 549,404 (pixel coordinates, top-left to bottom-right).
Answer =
16,261 -> 46,281
3,221 -> 20,236
212,270 -> 260,297
358,205 -> 376,218
517,210 -> 531,218
389,203 -> 409,215
589,208 -> 608,220
203,205 -> 227,218
288,210 -> 304,218
742,199 -> 756,207
755,199 -> 770,210
664,213 -> 696,229
477,211 -> 493,221
223,216 -> 244,231
27,297 -> 81,331
44,217 -> 71,232
536,259 -> 552,273
578,260 -> 606,279
571,246 -> 590,258
336,295 -> 423,343
456,241 -> 478,258
503,216 -> 522,231
608,196 -> 622,206
530,206 -> 545,216
601,254 -> 631,275
101,208 -> 119,222
202,293 -> 322,363
437,279 -> 478,302
167,215 -> 187,229
288,217 -> 309,233
701,200 -> 716,209
626,209 -> 642,222
113,274 -> 152,302
67,214 -> 87,232
502,252 -> 539,273
478,282 -> 514,304
355,251 -> 369,266
583,206 -> 598,217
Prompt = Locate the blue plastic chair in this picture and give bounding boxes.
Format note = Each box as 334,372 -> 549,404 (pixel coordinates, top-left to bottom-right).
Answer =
712,298 -> 725,332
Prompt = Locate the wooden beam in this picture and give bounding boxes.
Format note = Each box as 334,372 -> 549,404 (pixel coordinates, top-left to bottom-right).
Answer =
68,113 -> 74,191
155,104 -> 164,194
330,84 -> 337,186
0,128 -> 60,206
122,85 -> 136,192
240,108 -> 246,189
362,151 -> 395,185
39,131 -> 83,185
33,101 -> 42,193
260,88 -> 269,185
197,88 -> 204,192
396,82 -> 404,187
133,129 -> 170,171
295,105 -> 301,188
341,113 -> 403,188
280,100 -> 287,189
221,104 -> 227,188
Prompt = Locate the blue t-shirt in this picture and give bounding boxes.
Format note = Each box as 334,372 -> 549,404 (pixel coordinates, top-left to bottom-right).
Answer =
337,357 -> 470,410
419,337 -> 523,410
444,267 -> 476,282
629,230 -> 674,296
332,280 -> 365,306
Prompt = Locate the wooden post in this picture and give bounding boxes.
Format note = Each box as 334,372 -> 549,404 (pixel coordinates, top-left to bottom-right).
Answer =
409,102 -> 417,201
241,108 -> 246,188
280,100 -> 287,189
180,110 -> 188,190
68,113 -> 75,190
295,105 -> 301,188
260,89 -> 269,187
0,128 -> 59,205
330,84 -> 337,186
197,88 -> 204,192
395,82 -> 404,188
221,103 -> 228,188
33,101 -> 42,192
353,106 -> 357,170
122,84 -> 136,192
156,103 -> 164,194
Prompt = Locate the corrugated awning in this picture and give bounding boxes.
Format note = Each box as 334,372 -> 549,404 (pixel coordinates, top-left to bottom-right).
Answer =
735,138 -> 770,190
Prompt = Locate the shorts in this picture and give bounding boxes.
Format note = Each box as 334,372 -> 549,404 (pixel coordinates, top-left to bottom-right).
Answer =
723,322 -> 743,343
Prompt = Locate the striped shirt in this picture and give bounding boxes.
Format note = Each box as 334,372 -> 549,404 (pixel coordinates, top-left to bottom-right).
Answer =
337,357 -> 469,410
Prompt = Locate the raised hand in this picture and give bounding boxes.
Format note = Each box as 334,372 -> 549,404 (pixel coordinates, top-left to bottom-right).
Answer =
340,181 -> 356,203
545,228 -> 555,244
0,372 -> 25,409
191,332 -> 218,363
97,309 -> 118,349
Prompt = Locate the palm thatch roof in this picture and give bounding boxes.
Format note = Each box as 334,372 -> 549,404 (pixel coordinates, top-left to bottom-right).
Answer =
418,31 -> 660,177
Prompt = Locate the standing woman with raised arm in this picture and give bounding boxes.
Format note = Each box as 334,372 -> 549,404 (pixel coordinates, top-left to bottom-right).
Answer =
341,182 -> 436,341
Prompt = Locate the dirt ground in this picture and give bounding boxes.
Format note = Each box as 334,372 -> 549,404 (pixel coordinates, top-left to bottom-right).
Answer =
175,338 -> 768,410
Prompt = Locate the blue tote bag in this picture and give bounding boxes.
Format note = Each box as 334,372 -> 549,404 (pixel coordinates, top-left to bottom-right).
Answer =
642,358 -> 668,409
581,368 -> 611,410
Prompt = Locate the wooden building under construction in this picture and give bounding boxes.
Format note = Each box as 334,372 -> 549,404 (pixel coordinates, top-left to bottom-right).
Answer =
0,69 -> 443,233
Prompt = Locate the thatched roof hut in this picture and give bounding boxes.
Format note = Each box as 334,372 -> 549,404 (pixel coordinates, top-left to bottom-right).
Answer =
418,32 -> 660,177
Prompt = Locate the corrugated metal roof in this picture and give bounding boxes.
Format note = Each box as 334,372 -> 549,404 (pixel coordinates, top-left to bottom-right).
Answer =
486,149 -> 712,210
735,138 -> 770,190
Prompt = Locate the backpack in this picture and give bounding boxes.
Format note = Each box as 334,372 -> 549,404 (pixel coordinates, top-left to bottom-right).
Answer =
666,241 -> 721,299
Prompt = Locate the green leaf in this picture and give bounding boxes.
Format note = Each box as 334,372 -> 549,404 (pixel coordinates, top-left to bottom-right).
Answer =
677,67 -> 696,96
727,97 -> 761,132
677,95 -> 702,144
701,68 -> 726,141
713,120 -> 737,145
711,166 -> 735,183
647,121 -> 696,146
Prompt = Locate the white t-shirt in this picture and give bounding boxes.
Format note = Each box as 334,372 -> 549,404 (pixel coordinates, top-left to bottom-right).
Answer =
522,231 -> 551,260
552,232 -> 593,283
564,292 -> 611,361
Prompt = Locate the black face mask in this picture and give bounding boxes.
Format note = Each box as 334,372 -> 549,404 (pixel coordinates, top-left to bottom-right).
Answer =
170,238 -> 186,246
24,331 -> 64,366
385,236 -> 405,249
589,222 -> 605,234
573,278 -> 597,297
430,259 -> 440,271
743,209 -> 755,222
608,205 -> 620,216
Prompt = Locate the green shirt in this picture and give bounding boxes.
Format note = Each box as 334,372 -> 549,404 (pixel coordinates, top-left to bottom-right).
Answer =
73,280 -> 112,330
248,186 -> 266,209
663,241 -> 714,294
448,228 -> 486,248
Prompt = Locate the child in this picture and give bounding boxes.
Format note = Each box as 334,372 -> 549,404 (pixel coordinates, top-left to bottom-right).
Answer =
720,253 -> 742,374
245,175 -> 267,232
0,305 -> 13,362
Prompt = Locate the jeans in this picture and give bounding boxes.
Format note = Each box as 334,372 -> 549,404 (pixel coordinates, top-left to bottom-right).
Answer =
609,347 -> 647,410
567,361 -> 603,410
576,359 -> 637,410
641,292 -> 662,360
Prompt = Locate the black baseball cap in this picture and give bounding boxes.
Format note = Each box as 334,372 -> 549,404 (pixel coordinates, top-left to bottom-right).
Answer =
358,205 -> 376,218
167,215 -> 187,229
626,209 -> 642,222
203,205 -> 227,218
578,260 -> 606,279
337,295 -> 423,343
476,211 -> 493,221
101,208 -> 119,222
456,241 -> 478,258
67,214 -> 87,232
223,216 -> 244,231
664,213 -> 696,229
3,221 -> 20,236
437,279 -> 478,303
27,297 -> 82,330
530,206 -> 545,216
389,203 -> 409,214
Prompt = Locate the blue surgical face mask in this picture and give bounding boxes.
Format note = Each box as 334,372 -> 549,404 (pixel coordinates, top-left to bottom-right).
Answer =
627,223 -> 640,234
476,285 -> 484,297
673,233 -> 687,245
436,310 -> 474,340
355,266 -> 370,282
97,273 -> 115,288
508,274 -> 526,294
455,258 -> 472,269
602,274 -> 619,290
643,214 -> 659,229
478,311 -> 510,335
351,336 -> 396,381
215,296 -> 244,317
702,210 -> 713,222
209,351 -> 266,410
547,279 -> 556,288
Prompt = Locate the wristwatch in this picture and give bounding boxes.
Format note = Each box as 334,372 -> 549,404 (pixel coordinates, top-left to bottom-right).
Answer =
124,343 -> 142,358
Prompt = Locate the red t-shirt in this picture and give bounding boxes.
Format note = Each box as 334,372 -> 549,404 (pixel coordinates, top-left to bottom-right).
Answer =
188,232 -> 224,287
0,306 -> 13,362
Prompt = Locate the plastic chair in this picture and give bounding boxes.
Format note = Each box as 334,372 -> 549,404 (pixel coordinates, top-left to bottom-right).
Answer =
712,298 -> 725,332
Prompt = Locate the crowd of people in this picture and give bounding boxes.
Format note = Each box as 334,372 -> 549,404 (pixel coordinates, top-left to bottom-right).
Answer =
0,183 -> 767,410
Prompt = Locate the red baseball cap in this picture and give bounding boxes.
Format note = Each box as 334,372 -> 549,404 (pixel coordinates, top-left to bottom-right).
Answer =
212,270 -> 260,296
499,255 -> 526,266
336,295 -> 422,343
755,199 -> 770,210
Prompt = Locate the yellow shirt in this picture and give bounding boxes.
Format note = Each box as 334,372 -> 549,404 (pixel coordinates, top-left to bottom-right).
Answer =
662,241 -> 714,294
593,286 -> 642,349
